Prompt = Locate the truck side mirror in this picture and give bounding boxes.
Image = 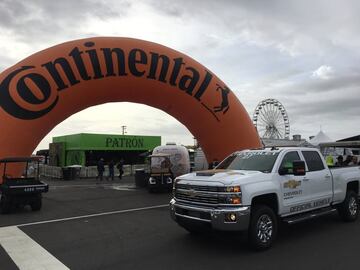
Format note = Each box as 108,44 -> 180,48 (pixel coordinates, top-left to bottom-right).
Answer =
278,167 -> 289,175
293,160 -> 306,176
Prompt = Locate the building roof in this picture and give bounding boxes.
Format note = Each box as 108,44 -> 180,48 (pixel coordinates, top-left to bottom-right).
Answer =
337,135 -> 360,142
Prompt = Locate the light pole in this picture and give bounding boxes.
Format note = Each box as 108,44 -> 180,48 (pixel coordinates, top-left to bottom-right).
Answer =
121,125 -> 127,135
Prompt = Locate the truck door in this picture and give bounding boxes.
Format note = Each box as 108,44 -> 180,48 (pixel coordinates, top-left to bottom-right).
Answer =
279,151 -> 309,214
301,150 -> 332,208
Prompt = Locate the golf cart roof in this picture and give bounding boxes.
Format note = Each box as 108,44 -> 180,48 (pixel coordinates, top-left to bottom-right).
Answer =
0,156 -> 42,163
319,141 -> 360,148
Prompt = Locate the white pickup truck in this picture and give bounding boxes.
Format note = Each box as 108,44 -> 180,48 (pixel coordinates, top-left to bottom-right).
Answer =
170,147 -> 360,250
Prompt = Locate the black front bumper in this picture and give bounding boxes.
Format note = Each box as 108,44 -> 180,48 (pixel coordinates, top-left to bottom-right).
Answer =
0,182 -> 49,195
148,175 -> 173,188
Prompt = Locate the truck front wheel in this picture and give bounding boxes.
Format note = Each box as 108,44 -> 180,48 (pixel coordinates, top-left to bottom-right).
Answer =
248,204 -> 277,251
338,191 -> 359,222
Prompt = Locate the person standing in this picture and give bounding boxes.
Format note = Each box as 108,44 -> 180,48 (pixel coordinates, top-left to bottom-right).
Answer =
97,158 -> 105,181
108,160 -> 115,181
344,155 -> 352,166
117,159 -> 124,180
349,156 -> 358,166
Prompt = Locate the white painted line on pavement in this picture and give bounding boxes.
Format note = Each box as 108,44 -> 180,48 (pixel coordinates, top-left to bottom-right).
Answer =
15,204 -> 169,228
49,183 -> 135,189
0,226 -> 69,270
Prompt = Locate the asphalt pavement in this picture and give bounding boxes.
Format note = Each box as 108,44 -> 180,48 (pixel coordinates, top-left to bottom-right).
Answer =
1,175 -> 360,270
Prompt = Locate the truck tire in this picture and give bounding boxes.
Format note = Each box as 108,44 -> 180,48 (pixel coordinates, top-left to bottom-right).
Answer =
0,194 -> 12,214
338,190 -> 359,222
30,194 -> 42,211
248,204 -> 277,251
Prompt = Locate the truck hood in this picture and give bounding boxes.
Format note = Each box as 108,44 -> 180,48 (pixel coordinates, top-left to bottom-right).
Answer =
177,169 -> 267,186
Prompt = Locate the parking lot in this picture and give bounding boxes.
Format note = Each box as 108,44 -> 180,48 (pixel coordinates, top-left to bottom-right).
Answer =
1,176 -> 360,270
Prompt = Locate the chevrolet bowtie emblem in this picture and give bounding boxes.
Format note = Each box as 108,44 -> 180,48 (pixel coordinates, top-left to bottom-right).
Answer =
188,189 -> 197,198
284,180 -> 301,189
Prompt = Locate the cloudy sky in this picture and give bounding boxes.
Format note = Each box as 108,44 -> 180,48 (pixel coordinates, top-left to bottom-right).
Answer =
0,0 -> 359,151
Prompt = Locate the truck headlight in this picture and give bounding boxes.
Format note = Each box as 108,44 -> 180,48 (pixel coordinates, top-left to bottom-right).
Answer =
230,196 -> 241,204
220,186 -> 242,205
225,186 -> 241,193
172,178 -> 180,196
226,195 -> 242,205
149,177 -> 156,184
173,177 -> 180,189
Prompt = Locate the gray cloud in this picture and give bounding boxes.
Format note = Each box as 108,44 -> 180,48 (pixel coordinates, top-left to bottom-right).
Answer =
148,0 -> 360,58
1,0 -> 359,150
0,0 -> 125,44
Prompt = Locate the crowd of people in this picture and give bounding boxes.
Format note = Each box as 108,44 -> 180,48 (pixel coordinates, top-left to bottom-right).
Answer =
335,155 -> 359,167
96,158 -> 124,181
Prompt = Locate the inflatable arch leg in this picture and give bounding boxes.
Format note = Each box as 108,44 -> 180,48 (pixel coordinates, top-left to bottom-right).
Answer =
0,37 -> 261,176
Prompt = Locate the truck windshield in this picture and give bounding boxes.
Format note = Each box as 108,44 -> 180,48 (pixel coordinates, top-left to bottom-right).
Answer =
216,151 -> 279,173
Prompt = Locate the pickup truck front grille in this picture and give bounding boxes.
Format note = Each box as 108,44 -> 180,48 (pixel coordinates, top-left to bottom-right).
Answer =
176,184 -> 219,192
175,184 -> 225,205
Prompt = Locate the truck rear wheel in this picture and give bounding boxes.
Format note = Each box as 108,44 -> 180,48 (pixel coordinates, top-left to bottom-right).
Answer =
0,194 -> 12,214
248,204 -> 277,251
30,194 -> 42,211
338,191 -> 359,222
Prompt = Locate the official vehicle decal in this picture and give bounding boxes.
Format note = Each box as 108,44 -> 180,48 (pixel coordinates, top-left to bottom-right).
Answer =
284,180 -> 301,189
284,190 -> 303,199
283,180 -> 303,199
290,198 -> 331,213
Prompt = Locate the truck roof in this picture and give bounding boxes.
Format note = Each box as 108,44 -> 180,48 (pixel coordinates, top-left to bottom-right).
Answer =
235,147 -> 318,154
149,153 -> 171,157
0,156 -> 42,163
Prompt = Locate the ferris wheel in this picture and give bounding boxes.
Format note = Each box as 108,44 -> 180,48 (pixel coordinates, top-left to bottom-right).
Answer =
252,98 -> 290,139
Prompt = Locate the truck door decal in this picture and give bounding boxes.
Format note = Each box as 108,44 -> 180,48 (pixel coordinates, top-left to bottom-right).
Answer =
290,198 -> 331,213
283,180 -> 303,200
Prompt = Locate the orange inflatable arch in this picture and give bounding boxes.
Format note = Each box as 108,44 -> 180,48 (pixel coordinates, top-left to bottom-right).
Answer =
0,37 -> 261,175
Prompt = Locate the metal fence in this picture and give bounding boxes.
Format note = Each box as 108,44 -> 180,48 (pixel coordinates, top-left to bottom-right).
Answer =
39,164 -> 62,179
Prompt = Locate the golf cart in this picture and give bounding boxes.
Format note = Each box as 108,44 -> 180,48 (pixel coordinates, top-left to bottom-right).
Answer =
0,156 -> 49,214
148,144 -> 190,192
148,153 -> 173,192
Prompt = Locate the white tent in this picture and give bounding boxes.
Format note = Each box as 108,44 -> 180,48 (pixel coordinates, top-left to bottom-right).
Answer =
309,130 -> 333,146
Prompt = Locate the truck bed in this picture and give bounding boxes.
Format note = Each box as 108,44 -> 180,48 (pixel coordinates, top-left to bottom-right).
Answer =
329,165 -> 360,203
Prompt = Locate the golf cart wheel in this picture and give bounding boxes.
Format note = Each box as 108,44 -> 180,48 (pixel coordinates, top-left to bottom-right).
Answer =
30,194 -> 42,211
0,194 -> 12,214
